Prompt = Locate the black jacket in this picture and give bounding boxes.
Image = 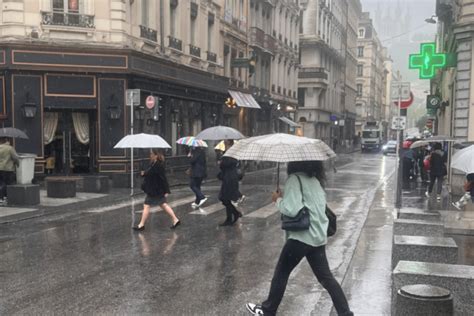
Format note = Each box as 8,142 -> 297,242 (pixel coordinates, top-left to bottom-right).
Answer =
190,148 -> 207,179
218,157 -> 240,202
430,150 -> 447,176
141,161 -> 170,197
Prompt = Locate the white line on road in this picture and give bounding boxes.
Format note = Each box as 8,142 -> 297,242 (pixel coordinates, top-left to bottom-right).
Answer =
245,203 -> 278,219
190,202 -> 224,215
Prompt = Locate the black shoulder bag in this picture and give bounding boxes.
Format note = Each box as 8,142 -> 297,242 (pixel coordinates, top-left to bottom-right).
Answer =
281,176 -> 310,231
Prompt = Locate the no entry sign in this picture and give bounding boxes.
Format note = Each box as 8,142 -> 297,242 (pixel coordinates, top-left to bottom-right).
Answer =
393,92 -> 414,109
146,96 -> 156,109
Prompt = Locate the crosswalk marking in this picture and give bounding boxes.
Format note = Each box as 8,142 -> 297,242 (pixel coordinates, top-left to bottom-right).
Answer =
246,203 -> 278,219
190,202 -> 224,215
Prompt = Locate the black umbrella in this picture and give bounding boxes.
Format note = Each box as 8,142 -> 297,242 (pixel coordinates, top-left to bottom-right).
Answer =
0,127 -> 29,139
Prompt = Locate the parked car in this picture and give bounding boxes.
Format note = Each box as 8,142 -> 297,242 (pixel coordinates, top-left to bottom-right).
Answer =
382,140 -> 397,155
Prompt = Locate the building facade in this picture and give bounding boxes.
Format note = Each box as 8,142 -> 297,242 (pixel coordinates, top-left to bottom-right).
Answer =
0,0 -> 297,181
431,0 -> 474,193
355,11 -> 388,135
297,0 -> 349,147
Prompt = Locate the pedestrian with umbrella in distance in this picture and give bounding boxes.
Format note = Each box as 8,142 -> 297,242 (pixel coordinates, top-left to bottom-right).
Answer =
0,137 -> 19,202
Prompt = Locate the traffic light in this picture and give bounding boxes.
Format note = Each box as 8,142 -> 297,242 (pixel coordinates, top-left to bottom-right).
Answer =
225,97 -> 237,108
249,51 -> 256,77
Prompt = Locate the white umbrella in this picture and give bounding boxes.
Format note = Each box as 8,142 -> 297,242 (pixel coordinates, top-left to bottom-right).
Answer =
114,133 -> 171,149
223,133 -> 336,187
0,127 -> 29,139
451,145 -> 474,174
410,140 -> 430,149
426,135 -> 457,142
224,133 -> 336,162
195,125 -> 245,140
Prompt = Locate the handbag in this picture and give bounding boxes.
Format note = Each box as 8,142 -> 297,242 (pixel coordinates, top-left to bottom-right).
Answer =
325,205 -> 337,237
281,176 -> 311,231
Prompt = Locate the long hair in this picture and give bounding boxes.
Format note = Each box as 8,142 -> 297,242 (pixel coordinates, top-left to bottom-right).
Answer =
151,148 -> 165,163
287,160 -> 326,186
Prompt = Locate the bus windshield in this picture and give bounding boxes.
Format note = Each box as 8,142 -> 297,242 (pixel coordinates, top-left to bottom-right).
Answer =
362,131 -> 380,138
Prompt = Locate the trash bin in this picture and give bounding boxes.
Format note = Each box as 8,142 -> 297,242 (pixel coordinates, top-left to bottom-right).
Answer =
16,153 -> 37,185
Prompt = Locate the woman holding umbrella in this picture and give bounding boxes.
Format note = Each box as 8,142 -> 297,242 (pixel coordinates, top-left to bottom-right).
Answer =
133,149 -> 180,231
217,152 -> 243,226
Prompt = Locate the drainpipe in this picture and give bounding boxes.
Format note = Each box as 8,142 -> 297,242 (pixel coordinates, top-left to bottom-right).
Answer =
160,0 -> 165,53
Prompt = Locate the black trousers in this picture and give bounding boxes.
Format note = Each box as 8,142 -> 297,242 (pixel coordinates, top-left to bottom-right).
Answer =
428,174 -> 444,195
190,177 -> 205,203
262,239 -> 353,316
0,171 -> 14,199
221,199 -> 240,222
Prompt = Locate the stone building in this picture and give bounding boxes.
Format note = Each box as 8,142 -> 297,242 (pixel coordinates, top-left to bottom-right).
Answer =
0,0 -> 276,182
355,11 -> 388,135
297,0 -> 351,147
248,0 -> 299,134
431,0 -> 474,193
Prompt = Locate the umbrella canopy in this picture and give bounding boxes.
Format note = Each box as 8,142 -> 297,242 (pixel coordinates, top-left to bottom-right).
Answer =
195,125 -> 245,140
426,135 -> 457,142
451,145 -> 474,174
176,136 -> 208,147
214,140 -> 240,151
114,133 -> 171,149
0,127 -> 28,139
223,133 -> 336,163
410,140 -> 430,149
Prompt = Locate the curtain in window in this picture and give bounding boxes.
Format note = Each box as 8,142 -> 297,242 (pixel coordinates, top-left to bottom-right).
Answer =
72,112 -> 89,145
44,112 -> 59,145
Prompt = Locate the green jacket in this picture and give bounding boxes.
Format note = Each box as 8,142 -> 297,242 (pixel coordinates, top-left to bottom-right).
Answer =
276,172 -> 328,247
0,144 -> 19,172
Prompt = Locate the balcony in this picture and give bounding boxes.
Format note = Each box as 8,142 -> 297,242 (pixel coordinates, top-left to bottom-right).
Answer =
298,67 -> 328,80
169,36 -> 182,51
249,27 -> 265,50
263,34 -> 276,54
41,11 -> 94,28
189,44 -> 201,58
271,84 -> 275,92
277,86 -> 281,94
207,51 -> 217,63
140,25 -> 157,42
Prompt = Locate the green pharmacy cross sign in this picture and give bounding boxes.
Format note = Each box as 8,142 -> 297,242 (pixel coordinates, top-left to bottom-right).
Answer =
409,43 -> 447,79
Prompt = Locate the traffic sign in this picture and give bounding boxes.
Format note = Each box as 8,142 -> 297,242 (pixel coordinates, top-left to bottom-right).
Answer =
146,96 -> 156,109
126,89 -> 140,106
391,116 -> 407,130
393,92 -> 414,109
391,82 -> 411,101
409,42 -> 447,79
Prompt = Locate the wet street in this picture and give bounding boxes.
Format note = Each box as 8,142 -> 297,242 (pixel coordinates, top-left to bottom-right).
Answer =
1,153 -> 397,315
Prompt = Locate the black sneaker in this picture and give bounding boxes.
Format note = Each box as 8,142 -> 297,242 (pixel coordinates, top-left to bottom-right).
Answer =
246,303 -> 264,315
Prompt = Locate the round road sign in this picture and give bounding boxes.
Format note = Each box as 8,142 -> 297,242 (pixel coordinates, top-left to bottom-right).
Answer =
146,96 -> 156,109
393,92 -> 414,109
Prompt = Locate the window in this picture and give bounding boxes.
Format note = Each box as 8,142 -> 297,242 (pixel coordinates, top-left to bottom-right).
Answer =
224,44 -> 230,77
357,64 -> 363,76
190,4 -> 197,45
53,0 -> 82,13
170,2 -> 177,37
357,84 -> 363,97
358,28 -> 365,38
208,14 -> 214,52
357,46 -> 364,57
141,0 -> 149,26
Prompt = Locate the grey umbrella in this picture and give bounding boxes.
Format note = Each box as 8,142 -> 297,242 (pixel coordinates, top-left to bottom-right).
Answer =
195,125 -> 245,140
0,127 -> 29,139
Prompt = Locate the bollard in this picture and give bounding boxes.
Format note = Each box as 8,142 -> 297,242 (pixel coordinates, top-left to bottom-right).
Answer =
395,284 -> 453,316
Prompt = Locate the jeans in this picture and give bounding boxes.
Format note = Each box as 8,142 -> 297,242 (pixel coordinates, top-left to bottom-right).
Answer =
0,171 -> 14,199
190,177 -> 205,204
428,174 -> 444,195
262,239 -> 353,316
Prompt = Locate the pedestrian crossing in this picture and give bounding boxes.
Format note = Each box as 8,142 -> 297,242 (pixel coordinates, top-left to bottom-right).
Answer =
189,202 -> 225,215
245,202 -> 278,219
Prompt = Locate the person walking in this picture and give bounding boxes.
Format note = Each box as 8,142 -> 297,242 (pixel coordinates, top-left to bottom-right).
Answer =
189,147 -> 208,208
217,155 -> 243,226
246,161 -> 353,316
425,142 -> 447,201
452,173 -> 474,210
222,139 -> 245,205
133,149 -> 180,231
0,138 -> 19,202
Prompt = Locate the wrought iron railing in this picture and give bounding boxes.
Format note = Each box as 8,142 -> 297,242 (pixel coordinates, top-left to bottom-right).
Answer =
298,67 -> 328,80
41,11 -> 95,28
207,51 -> 217,63
169,36 -> 182,51
140,25 -> 157,42
189,44 -> 201,58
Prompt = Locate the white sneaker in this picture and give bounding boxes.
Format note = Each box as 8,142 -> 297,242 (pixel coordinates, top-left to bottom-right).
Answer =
452,202 -> 461,210
425,191 -> 430,198
246,303 -> 264,315
191,202 -> 198,209
197,197 -> 208,207
237,195 -> 246,204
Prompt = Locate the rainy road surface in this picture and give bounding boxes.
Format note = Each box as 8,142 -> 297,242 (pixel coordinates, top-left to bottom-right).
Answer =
1,153 -> 396,315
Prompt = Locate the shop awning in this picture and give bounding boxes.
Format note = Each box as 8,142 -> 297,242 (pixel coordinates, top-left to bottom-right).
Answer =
279,116 -> 301,127
228,90 -> 261,109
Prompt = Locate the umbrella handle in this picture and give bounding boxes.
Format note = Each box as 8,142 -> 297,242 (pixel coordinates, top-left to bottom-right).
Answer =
276,162 -> 280,191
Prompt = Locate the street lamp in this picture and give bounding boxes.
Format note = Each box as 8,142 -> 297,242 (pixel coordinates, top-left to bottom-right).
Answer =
425,15 -> 437,24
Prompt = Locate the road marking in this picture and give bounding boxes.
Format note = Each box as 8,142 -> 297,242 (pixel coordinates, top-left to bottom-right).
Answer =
190,202 -> 224,215
246,203 -> 278,219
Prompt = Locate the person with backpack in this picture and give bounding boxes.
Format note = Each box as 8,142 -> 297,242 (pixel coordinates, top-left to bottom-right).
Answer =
425,143 -> 447,201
